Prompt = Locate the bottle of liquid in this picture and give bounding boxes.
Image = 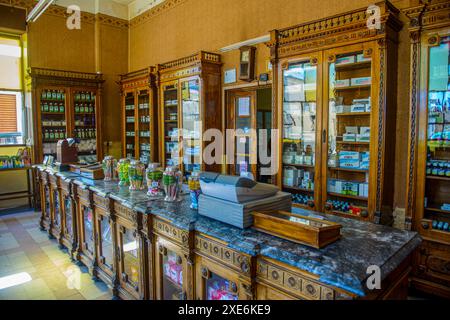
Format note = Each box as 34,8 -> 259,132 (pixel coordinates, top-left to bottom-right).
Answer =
49,103 -> 54,113
59,103 -> 64,113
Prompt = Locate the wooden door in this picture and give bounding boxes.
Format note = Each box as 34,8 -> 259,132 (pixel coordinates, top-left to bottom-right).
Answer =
95,210 -> 115,280
226,90 -> 257,178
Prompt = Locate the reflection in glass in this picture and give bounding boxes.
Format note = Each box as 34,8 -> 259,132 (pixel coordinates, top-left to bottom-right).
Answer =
54,190 -> 60,227
206,273 -> 238,300
100,218 -> 113,268
282,61 -> 317,206
125,92 -> 136,158
138,90 -> 151,164
424,36 -> 450,218
123,229 -> 139,287
162,249 -> 183,300
326,51 -> 371,216
64,196 -> 72,237
164,84 -> 179,167
181,79 -> 201,176
83,206 -> 94,254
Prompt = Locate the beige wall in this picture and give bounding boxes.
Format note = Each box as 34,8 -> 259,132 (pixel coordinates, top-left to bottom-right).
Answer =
129,0 -> 414,209
27,11 -> 128,156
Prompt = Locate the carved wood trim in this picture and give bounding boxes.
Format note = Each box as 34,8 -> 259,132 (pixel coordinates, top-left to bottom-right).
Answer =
153,219 -> 190,247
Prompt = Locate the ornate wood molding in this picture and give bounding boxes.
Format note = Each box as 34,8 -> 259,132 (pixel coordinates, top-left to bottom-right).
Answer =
129,0 -> 188,28
119,67 -> 156,90
153,218 -> 190,247
267,1 -> 402,58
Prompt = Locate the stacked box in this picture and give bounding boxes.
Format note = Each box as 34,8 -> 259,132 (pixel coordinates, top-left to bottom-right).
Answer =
335,79 -> 350,87
339,151 -> 360,168
336,55 -> 356,65
360,152 -> 370,170
351,77 -> 372,86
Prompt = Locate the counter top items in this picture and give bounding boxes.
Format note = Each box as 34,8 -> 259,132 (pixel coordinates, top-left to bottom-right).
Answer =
188,171 -> 201,209
252,210 -> 342,248
128,159 -> 145,191
146,163 -> 163,196
162,166 -> 182,202
79,163 -> 104,180
117,158 -> 131,186
102,155 -> 117,181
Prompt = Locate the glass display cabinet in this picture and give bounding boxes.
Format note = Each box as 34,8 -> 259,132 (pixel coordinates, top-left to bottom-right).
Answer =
158,51 -> 222,177
279,57 -> 321,210
405,0 -> 450,299
120,67 -> 158,164
93,195 -> 116,289
49,174 -> 62,240
75,184 -> 97,277
269,2 -> 401,222
113,202 -> 145,300
38,169 -> 52,232
155,236 -> 189,300
59,177 -> 78,259
28,68 -> 104,163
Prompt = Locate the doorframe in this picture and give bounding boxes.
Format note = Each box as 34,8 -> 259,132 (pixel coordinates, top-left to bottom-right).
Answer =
223,82 -> 272,176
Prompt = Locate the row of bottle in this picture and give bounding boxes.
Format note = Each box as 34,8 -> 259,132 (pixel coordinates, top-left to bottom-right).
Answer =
43,129 -> 66,140
292,194 -> 313,206
75,103 -> 95,114
41,102 -> 65,113
74,115 -> 95,126
75,128 -> 96,139
41,90 -> 65,101
74,91 -> 96,102
426,160 -> 450,177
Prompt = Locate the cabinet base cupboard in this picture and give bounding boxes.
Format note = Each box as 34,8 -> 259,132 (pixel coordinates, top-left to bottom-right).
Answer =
268,0 -> 402,223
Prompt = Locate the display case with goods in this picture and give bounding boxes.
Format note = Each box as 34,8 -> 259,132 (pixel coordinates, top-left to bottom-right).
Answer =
153,217 -> 195,300
113,202 -> 146,300
28,68 -> 104,164
404,0 -> 450,299
158,51 -> 222,177
268,1 -> 401,222
119,67 -> 158,164
59,176 -> 78,259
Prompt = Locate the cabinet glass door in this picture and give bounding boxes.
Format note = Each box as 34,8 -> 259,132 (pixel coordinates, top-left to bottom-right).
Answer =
63,195 -> 73,238
181,79 -> 201,177
326,50 -> 371,217
163,84 -> 179,167
137,89 -> 151,164
73,89 -> 97,163
44,186 -> 50,219
282,61 -> 317,208
125,91 -> 136,158
161,249 -> 183,300
424,35 -> 450,229
53,189 -> 60,228
82,206 -> 95,255
121,228 -> 140,291
98,216 -> 114,269
205,272 -> 238,300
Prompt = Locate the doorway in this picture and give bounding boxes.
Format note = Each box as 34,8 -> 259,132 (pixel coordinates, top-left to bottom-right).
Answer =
225,87 -> 272,183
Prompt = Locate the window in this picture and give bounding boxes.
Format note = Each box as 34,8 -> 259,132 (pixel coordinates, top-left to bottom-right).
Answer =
0,35 -> 24,145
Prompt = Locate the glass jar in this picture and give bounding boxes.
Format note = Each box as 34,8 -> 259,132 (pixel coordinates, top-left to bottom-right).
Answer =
128,160 -> 145,191
188,172 -> 201,210
102,156 -> 117,181
117,158 -> 131,186
162,166 -> 182,202
146,163 -> 162,197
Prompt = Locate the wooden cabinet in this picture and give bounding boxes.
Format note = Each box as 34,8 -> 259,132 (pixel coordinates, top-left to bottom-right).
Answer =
268,1 -> 402,222
59,177 -> 78,259
120,67 -> 158,164
404,1 -> 450,299
48,174 -> 62,241
28,68 -> 104,163
93,194 -> 117,291
37,169 -> 51,232
74,184 -> 98,277
153,218 -> 194,300
158,51 -> 222,176
194,234 -> 254,300
113,202 -> 146,300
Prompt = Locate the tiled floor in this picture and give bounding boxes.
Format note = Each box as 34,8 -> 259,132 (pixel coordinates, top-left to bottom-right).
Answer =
0,210 -> 112,300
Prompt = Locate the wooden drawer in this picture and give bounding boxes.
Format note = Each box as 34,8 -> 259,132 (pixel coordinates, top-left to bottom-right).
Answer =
415,240 -> 450,287
153,218 -> 190,248
256,258 -> 338,300
195,234 -> 252,277
114,202 -> 138,225
93,193 -> 111,211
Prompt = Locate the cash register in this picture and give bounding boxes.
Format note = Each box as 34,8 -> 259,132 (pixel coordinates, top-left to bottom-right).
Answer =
198,172 -> 291,228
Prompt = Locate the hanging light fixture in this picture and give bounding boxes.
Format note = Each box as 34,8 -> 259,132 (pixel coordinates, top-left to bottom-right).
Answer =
26,0 -> 55,23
